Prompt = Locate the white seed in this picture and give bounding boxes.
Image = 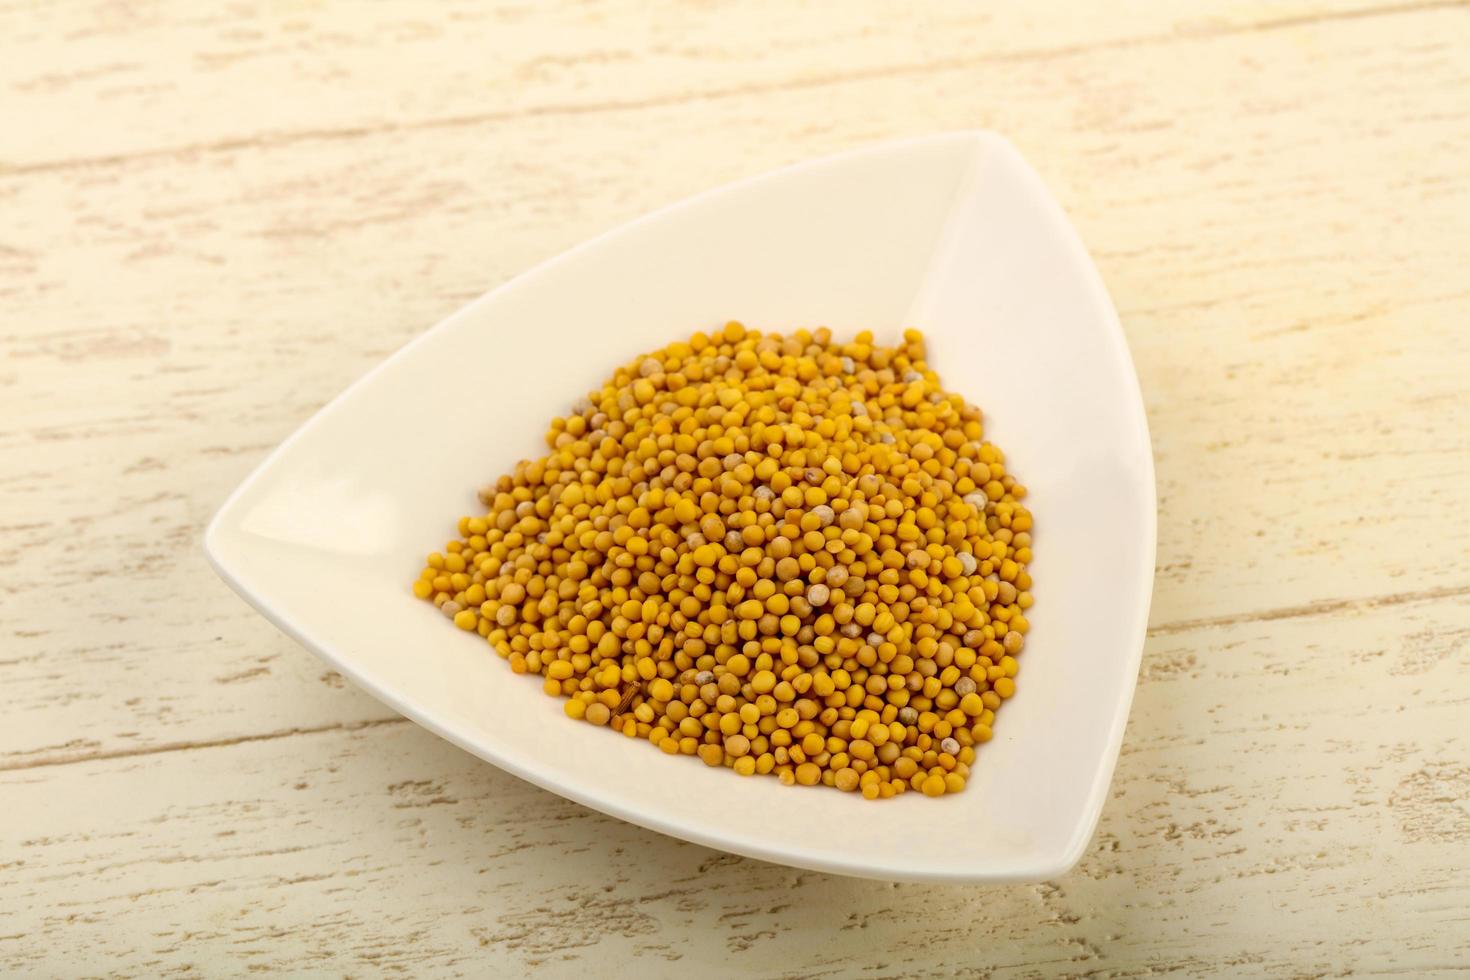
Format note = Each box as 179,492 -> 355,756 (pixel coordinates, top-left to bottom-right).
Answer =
898,707 -> 919,725
806,583 -> 831,606
940,737 -> 961,756
811,504 -> 835,527
957,552 -> 977,576
954,676 -> 977,696
639,358 -> 661,377
440,601 -> 462,619
754,485 -> 775,500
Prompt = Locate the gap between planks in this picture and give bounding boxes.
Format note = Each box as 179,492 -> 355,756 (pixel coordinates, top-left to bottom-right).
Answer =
0,717 -> 409,775
1145,583 -> 1470,636
4,581 -> 1465,775
1,0 -> 1462,179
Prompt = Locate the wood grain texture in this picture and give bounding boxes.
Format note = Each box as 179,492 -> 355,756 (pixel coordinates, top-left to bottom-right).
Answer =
4,600 -> 1468,976
0,0 -> 1447,170
2,0 -> 1469,974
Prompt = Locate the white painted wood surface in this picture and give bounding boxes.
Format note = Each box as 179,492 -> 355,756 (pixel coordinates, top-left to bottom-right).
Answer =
3,1 -> 1468,975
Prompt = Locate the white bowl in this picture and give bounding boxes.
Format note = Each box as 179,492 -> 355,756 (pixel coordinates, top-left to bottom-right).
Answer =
206,131 -> 1155,883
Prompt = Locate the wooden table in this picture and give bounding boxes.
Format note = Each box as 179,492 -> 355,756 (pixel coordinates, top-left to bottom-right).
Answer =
4,2 -> 1468,975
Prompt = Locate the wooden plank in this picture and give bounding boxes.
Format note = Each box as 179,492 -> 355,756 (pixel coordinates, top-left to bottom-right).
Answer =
0,0 -> 1443,171
3,594 -> 1467,976
3,5 -> 1468,769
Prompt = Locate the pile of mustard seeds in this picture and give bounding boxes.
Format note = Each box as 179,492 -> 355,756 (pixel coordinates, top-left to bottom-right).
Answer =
413,324 -> 1033,799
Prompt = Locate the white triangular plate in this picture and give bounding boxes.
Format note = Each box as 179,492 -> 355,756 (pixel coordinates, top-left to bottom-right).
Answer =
206,131 -> 1155,883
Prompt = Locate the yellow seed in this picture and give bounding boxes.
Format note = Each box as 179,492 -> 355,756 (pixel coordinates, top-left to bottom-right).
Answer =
412,324 -> 1032,800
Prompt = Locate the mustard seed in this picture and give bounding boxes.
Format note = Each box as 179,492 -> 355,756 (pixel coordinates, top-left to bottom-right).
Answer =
413,324 -> 1033,800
